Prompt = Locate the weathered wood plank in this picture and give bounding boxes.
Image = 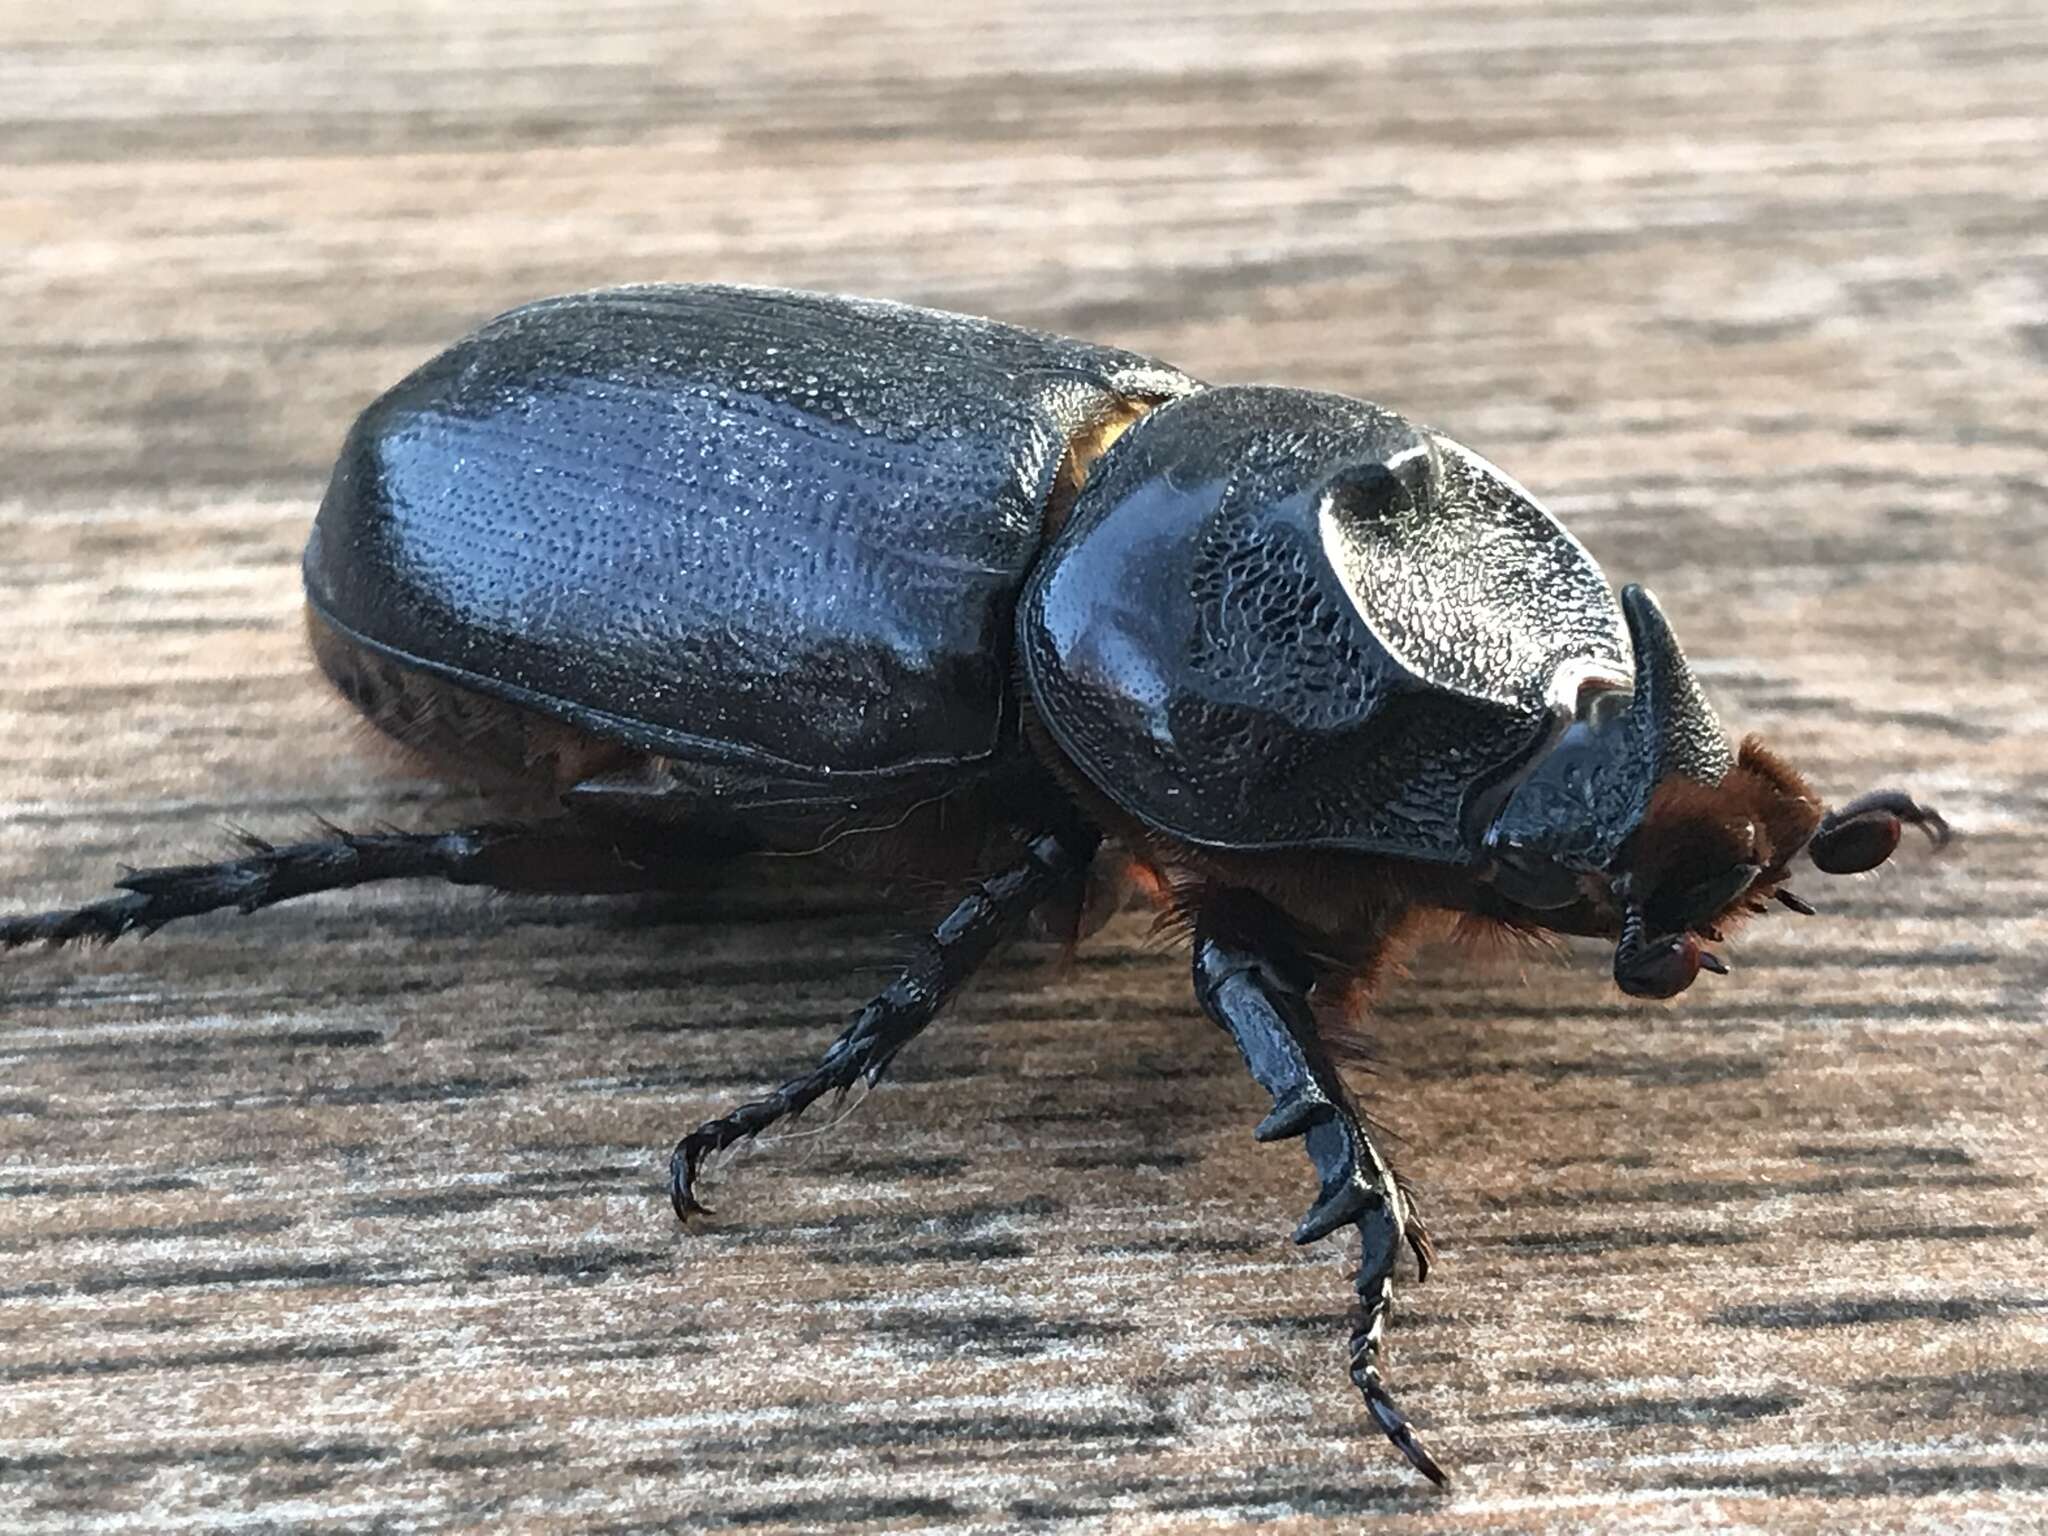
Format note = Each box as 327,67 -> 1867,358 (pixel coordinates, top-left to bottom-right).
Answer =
3,2 -> 2044,1530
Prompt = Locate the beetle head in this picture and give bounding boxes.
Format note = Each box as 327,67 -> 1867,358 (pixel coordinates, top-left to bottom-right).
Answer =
1486,586 -> 1951,997
1485,587 -> 1815,997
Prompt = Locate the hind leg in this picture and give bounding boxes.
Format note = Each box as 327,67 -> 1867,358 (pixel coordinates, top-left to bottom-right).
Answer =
1,818 -> 710,952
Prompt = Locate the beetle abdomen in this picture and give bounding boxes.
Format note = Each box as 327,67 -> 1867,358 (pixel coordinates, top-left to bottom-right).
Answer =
305,606 -> 641,800
304,285 -> 1196,790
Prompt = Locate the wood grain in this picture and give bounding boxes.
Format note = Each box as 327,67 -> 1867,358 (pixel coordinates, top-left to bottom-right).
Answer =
3,2 -> 2045,1530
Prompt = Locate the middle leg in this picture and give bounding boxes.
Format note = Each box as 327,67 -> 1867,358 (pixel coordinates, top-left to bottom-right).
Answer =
669,824 -> 1097,1220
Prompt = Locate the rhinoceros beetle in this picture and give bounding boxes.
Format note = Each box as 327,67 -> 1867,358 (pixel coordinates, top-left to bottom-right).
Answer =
3,285 -> 1949,1484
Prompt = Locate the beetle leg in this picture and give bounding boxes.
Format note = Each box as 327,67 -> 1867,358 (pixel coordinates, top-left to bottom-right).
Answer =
0,820 -> 685,951
1192,897 -> 1447,1487
670,825 -> 1096,1221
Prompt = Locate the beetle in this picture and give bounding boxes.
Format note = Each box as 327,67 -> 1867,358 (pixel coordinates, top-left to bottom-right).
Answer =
3,284 -> 1949,1484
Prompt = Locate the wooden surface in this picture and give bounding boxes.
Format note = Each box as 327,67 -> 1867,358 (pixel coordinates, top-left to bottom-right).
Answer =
3,2 -> 2046,1531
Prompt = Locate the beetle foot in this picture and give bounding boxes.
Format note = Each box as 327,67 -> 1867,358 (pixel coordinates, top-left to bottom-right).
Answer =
1358,1369 -> 1448,1488
668,1131 -> 718,1222
1,892 -> 160,950
1301,1117 -> 1448,1483
668,1070 -> 851,1224
1348,1199 -> 1448,1488
664,1016 -> 896,1222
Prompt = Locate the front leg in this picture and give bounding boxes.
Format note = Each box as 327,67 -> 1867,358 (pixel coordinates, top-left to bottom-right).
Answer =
1192,893 -> 1447,1487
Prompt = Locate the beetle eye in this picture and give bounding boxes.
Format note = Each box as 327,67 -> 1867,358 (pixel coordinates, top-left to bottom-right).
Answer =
1650,861 -> 1760,933
1491,844 -> 1582,910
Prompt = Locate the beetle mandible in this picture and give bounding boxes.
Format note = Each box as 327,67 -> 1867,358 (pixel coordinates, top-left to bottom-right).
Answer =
3,285 -> 1949,1484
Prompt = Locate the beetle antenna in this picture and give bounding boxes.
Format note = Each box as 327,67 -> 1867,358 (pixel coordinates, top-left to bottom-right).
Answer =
1823,790 -> 1952,850
1806,789 -> 1951,875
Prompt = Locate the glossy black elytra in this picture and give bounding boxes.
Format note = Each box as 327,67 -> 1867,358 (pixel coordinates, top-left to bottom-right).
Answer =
3,285 -> 1951,1484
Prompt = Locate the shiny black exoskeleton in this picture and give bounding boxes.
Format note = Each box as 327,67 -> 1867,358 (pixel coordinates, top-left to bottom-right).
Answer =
3,285 -> 1950,1485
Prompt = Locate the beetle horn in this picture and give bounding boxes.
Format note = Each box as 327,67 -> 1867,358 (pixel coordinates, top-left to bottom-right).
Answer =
1618,585 -> 1733,788
1478,587 -> 1733,877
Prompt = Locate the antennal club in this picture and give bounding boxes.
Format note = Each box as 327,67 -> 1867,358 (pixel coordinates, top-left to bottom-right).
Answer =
1809,790 -> 1951,875
1614,904 -> 1710,998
